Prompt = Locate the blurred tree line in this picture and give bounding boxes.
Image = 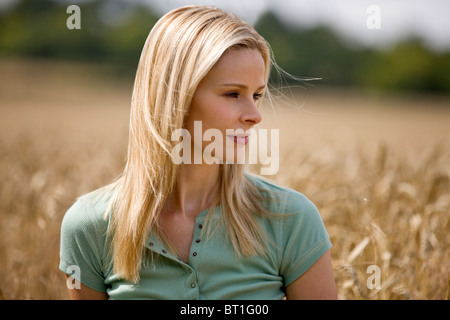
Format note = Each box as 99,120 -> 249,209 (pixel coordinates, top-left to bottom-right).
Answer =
1,0 -> 449,95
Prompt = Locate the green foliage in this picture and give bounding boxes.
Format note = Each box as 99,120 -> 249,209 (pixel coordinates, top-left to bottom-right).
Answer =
255,12 -> 361,87
355,39 -> 450,93
0,0 -> 448,94
0,0 -> 158,76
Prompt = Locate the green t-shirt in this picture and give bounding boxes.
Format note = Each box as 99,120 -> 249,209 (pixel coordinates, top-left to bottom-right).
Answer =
59,174 -> 331,299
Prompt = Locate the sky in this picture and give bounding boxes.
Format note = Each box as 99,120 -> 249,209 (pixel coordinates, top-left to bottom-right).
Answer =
141,0 -> 450,52
2,0 -> 450,52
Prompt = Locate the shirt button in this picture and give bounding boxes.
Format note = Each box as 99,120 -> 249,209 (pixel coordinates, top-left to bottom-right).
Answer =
148,242 -> 154,246
162,249 -> 167,254
197,224 -> 203,229
190,283 -> 196,288
195,239 -> 201,243
192,252 -> 197,257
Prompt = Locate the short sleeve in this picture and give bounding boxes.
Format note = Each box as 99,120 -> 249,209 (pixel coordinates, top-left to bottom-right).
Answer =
59,196 -> 108,292
279,190 -> 332,286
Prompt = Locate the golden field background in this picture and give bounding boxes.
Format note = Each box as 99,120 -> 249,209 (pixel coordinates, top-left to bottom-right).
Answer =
0,58 -> 449,299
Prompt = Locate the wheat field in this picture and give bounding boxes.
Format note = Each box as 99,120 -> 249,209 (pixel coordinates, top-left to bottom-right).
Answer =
0,58 -> 449,299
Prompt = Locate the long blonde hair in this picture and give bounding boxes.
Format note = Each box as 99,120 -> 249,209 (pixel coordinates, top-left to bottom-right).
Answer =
105,5 -> 274,283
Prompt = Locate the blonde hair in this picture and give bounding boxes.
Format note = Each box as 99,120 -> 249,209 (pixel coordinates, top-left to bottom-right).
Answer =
105,5 -> 274,283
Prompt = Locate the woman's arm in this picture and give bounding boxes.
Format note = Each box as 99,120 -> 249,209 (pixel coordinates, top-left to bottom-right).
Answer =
64,274 -> 109,300
285,250 -> 337,300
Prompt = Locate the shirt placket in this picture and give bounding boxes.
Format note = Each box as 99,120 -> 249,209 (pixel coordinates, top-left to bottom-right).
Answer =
145,235 -> 195,299
184,217 -> 206,299
144,211 -> 209,300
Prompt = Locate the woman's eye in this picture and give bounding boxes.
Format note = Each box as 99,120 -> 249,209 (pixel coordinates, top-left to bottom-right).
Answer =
253,93 -> 263,101
224,92 -> 263,101
225,92 -> 239,98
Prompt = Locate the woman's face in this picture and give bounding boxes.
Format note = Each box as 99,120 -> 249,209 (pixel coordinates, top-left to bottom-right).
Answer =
184,48 -> 265,164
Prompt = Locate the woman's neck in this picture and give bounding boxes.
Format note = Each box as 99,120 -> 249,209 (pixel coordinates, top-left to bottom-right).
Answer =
165,163 -> 220,218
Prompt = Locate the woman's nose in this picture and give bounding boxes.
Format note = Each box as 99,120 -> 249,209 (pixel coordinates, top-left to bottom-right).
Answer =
240,100 -> 262,126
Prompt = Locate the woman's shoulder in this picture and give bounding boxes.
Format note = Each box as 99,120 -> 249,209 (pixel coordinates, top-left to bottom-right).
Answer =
245,173 -> 318,215
246,174 -> 331,277
59,186 -> 116,287
61,186 -> 115,237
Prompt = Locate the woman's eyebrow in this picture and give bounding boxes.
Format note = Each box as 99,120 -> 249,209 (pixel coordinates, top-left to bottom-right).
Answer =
216,83 -> 266,90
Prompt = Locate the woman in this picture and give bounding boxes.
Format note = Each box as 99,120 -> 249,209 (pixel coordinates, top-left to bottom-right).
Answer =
59,5 -> 337,300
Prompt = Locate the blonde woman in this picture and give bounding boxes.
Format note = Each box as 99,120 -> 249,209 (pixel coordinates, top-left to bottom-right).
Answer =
59,5 -> 337,300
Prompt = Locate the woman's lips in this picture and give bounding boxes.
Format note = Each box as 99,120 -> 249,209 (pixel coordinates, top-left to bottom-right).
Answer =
228,135 -> 249,145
